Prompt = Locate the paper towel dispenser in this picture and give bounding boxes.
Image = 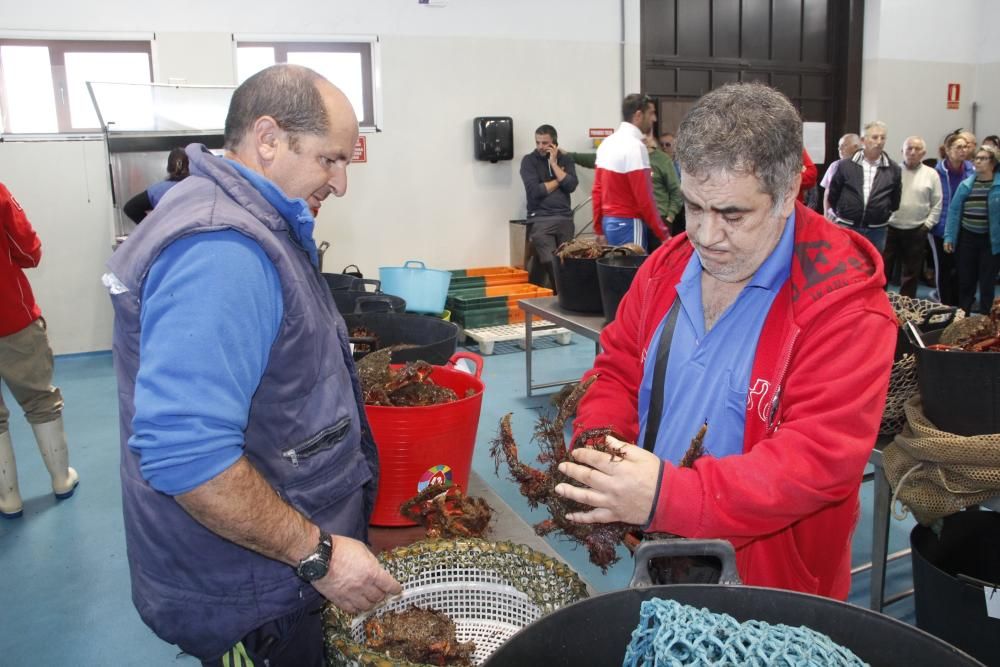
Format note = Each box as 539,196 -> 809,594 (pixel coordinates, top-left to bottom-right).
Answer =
473,116 -> 513,163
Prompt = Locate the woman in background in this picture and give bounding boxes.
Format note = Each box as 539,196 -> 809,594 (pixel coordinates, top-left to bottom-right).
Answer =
122,147 -> 190,223
944,145 -> 1000,314
931,132 -> 975,305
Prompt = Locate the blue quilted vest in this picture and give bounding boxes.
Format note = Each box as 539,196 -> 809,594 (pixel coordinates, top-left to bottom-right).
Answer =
106,145 -> 379,660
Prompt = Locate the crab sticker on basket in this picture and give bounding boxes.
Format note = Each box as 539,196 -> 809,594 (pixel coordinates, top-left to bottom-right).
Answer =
418,465 -> 453,492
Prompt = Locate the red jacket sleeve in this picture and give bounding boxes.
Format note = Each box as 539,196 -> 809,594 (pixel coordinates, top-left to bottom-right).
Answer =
627,168 -> 669,241
592,168 -> 605,235
798,149 -> 817,201
645,300 -> 896,542
0,183 -> 41,268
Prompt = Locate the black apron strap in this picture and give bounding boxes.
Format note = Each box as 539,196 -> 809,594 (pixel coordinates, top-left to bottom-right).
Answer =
642,299 -> 681,452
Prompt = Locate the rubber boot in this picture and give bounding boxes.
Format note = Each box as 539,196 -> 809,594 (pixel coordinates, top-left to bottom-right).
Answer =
31,418 -> 79,499
0,430 -> 24,518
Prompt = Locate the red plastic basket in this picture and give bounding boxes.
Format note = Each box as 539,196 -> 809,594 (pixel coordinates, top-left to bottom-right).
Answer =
366,351 -> 485,526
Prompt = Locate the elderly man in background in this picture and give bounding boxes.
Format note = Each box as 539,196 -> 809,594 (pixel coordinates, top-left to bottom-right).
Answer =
884,136 -> 942,297
822,133 -> 863,218
104,64 -> 400,666
592,94 -> 670,249
555,82 -> 896,599
828,121 -> 902,252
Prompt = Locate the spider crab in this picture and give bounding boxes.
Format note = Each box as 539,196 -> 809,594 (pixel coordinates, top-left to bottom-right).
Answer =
490,376 -> 634,570
490,376 -> 707,571
400,483 -> 493,539
356,347 -> 458,407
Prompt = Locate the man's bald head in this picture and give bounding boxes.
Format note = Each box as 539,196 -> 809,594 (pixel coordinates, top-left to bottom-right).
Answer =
224,64 -> 350,152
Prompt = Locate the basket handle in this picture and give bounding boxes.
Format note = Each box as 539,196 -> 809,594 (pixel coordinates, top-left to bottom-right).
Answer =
920,306 -> 957,330
351,278 -> 382,293
630,538 -> 742,588
403,260 -> 427,269
448,351 -> 484,378
353,296 -> 395,313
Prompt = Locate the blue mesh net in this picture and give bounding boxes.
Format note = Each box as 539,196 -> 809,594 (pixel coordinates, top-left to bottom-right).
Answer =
622,598 -> 868,666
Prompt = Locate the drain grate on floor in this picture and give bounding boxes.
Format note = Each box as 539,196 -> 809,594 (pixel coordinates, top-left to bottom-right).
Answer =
462,321 -> 572,355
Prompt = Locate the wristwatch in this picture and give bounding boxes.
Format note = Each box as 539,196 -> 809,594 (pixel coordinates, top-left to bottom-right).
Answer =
295,531 -> 333,582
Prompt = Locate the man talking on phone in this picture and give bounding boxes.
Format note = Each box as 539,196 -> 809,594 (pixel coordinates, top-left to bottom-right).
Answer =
519,124 -> 578,290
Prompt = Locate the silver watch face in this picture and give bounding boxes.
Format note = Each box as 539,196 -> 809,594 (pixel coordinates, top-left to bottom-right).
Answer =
297,555 -> 328,582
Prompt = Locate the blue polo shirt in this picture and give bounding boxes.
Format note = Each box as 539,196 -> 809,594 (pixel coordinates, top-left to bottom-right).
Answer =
637,211 -> 795,464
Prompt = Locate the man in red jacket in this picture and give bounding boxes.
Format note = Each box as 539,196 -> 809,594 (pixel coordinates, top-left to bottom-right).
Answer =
555,83 -> 896,600
0,182 -> 79,518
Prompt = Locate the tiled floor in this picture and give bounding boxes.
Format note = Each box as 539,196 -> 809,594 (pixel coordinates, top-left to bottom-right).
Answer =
0,334 -> 917,665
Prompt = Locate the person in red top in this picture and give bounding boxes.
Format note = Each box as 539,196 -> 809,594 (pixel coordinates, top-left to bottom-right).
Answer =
592,94 -> 670,249
554,83 -> 896,600
0,182 -> 79,518
799,148 -> 817,202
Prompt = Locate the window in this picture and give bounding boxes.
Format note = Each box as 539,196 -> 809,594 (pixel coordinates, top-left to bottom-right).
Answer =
236,40 -> 377,129
0,39 -> 152,134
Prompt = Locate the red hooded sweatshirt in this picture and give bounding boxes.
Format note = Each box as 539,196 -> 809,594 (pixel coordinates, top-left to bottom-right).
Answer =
0,182 -> 42,337
574,202 -> 896,599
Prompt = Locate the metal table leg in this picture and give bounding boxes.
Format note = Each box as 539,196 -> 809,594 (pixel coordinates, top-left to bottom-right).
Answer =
870,457 -> 892,612
525,316 -> 535,397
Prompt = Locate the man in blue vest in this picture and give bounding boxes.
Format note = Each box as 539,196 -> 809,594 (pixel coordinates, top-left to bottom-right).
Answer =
105,64 -> 400,666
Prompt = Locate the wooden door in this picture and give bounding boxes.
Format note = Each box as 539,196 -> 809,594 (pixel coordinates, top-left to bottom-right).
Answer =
641,0 -> 864,165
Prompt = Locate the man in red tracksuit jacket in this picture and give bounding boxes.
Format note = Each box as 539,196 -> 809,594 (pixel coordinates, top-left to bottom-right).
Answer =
592,93 -> 670,249
556,83 -> 896,600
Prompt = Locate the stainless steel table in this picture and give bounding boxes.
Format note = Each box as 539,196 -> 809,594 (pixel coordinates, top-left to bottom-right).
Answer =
518,296 -> 605,396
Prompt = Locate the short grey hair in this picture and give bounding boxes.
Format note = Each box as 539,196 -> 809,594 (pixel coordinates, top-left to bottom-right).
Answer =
224,64 -> 329,152
863,120 -> 887,136
675,82 -> 802,209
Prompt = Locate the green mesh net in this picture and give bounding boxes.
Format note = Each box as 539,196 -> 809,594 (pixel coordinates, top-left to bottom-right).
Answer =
622,599 -> 868,666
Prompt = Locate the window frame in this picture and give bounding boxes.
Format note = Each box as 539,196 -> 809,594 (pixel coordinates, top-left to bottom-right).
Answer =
0,38 -> 153,134
234,37 -> 380,131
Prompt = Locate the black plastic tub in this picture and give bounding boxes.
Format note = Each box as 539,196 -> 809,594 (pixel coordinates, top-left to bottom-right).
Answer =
596,254 -> 647,322
916,329 -> 1000,435
551,256 -> 602,313
911,510 -> 1000,665
342,311 -> 458,365
485,538 -> 982,667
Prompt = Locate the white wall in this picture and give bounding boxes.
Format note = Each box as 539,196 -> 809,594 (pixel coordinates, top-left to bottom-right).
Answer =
861,0 -> 993,158
0,140 -> 114,355
0,0 -> 636,353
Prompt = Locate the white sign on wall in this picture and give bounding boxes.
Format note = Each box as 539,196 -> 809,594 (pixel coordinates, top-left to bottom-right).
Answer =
803,122 -> 827,164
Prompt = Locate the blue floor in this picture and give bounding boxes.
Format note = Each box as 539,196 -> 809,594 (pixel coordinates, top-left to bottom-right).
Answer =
0,338 -> 916,665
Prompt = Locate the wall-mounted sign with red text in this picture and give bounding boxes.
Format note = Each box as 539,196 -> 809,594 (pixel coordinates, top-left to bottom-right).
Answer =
947,83 -> 961,110
353,136 -> 367,163
589,128 -> 615,138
